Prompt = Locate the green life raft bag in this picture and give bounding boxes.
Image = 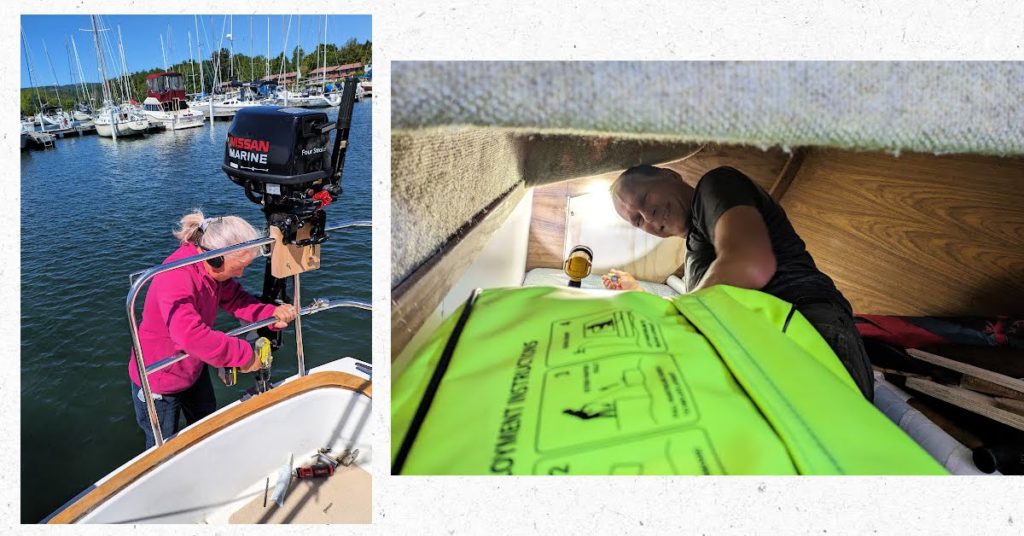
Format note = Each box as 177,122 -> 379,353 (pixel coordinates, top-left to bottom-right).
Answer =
392,285 -> 945,475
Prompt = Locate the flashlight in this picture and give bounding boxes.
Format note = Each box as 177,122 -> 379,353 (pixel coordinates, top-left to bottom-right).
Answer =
563,245 -> 594,288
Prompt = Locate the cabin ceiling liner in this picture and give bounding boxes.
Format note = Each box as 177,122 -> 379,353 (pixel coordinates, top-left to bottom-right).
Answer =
393,61 -> 1024,157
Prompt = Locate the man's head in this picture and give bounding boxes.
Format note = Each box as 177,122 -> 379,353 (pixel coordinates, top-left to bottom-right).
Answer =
610,165 -> 693,238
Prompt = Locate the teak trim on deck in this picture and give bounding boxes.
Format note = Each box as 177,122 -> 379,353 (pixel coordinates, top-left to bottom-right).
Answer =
48,371 -> 372,524
391,183 -> 526,358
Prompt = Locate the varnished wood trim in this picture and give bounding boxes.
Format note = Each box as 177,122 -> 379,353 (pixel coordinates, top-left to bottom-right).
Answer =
391,183 -> 526,358
49,371 -> 371,524
768,148 -> 807,202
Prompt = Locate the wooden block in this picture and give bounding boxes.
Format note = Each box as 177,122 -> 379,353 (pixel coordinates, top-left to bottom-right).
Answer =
270,225 -> 321,278
905,377 -> 1024,432
906,348 -> 1024,396
961,375 -> 1024,401
993,397 -> 1024,417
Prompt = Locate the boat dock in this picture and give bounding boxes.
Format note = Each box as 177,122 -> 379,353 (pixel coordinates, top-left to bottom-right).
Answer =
23,121 -> 167,151
24,130 -> 57,150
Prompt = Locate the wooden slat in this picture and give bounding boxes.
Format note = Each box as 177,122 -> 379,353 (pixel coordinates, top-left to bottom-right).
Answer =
961,375 -> 1024,401
906,348 -> 1024,395
392,184 -> 526,358
993,397 -> 1024,416
905,377 -> 1024,432
49,372 -> 371,524
781,149 -> 1024,316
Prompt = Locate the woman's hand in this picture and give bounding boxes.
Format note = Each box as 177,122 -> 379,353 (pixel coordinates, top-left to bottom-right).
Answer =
238,353 -> 263,373
601,269 -> 641,291
272,304 -> 298,329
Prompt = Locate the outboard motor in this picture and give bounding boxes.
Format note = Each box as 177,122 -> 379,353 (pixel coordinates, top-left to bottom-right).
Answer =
222,77 -> 359,351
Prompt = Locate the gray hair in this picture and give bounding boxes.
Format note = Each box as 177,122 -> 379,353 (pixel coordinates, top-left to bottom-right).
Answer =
173,210 -> 261,259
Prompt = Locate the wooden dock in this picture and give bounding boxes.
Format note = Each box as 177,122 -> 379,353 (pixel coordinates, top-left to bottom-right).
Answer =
24,130 -> 56,150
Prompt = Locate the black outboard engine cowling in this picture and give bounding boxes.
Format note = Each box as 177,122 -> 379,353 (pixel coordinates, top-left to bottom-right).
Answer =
223,106 -> 338,245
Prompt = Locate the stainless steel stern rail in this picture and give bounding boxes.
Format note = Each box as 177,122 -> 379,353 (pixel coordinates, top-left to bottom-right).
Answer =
127,219 -> 371,447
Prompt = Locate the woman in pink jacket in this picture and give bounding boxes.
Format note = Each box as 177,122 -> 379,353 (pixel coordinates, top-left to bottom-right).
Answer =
130,211 -> 297,448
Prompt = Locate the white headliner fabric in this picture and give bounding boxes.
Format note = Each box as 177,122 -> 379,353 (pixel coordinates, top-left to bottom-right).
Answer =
393,61 -> 1024,156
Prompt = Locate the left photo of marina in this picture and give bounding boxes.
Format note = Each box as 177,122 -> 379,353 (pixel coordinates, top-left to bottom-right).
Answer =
21,14 -> 373,524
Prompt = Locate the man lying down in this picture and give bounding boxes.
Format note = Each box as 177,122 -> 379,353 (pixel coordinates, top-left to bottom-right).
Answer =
605,165 -> 874,400
392,167 -> 943,475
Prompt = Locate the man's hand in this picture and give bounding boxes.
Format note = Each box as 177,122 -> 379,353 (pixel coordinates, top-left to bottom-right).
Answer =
601,269 -> 642,291
272,304 -> 298,329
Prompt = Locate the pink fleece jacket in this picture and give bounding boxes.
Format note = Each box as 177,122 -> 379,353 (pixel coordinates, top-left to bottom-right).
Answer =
128,243 -> 278,394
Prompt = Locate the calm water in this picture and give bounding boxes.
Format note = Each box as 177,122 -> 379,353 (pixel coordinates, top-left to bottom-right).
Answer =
20,102 -> 372,522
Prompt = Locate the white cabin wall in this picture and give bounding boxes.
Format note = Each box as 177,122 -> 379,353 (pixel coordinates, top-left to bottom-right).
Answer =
394,189 -> 534,370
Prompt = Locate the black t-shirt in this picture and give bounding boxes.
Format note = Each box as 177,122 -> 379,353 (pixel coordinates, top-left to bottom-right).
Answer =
684,166 -> 852,314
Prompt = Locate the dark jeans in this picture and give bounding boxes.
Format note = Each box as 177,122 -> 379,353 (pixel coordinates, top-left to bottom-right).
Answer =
797,301 -> 875,401
131,366 -> 217,449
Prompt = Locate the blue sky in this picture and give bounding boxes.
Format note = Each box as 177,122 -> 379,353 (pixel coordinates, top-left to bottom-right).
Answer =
21,14 -> 371,88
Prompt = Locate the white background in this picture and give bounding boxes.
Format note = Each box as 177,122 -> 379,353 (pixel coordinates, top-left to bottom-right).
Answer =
5,0 -> 1024,533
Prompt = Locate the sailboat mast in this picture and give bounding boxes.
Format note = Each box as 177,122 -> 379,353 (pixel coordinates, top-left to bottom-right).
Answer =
42,40 -> 64,107
160,34 -> 168,71
188,31 -> 197,94
88,16 -> 111,104
70,36 -> 91,106
21,30 -> 45,112
194,15 -> 205,96
117,25 -> 132,103
228,14 -> 234,81
295,15 -> 301,91
322,15 -> 327,89
89,15 -> 117,140
65,37 -> 81,104
266,17 -> 270,80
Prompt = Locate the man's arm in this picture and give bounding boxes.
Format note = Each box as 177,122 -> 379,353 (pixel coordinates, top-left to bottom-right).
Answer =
691,205 -> 776,292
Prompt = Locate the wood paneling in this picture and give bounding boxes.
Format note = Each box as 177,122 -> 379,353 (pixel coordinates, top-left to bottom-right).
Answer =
782,149 -> 1024,316
526,144 -> 792,272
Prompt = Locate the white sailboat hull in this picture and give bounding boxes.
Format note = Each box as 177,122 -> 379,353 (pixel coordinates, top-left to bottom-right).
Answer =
274,94 -> 332,108
142,110 -> 205,130
95,118 -> 150,138
209,101 -> 264,118
48,358 -> 372,524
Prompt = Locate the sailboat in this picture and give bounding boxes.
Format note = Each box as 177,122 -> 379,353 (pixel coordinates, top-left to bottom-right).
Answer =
86,16 -> 150,138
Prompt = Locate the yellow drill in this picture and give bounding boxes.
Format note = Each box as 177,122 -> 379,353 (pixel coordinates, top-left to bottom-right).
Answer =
218,337 -> 273,390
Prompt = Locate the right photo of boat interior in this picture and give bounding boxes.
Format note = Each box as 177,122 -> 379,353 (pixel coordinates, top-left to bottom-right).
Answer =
390,61 -> 1024,476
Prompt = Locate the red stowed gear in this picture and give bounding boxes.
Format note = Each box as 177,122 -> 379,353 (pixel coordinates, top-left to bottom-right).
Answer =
312,190 -> 333,209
